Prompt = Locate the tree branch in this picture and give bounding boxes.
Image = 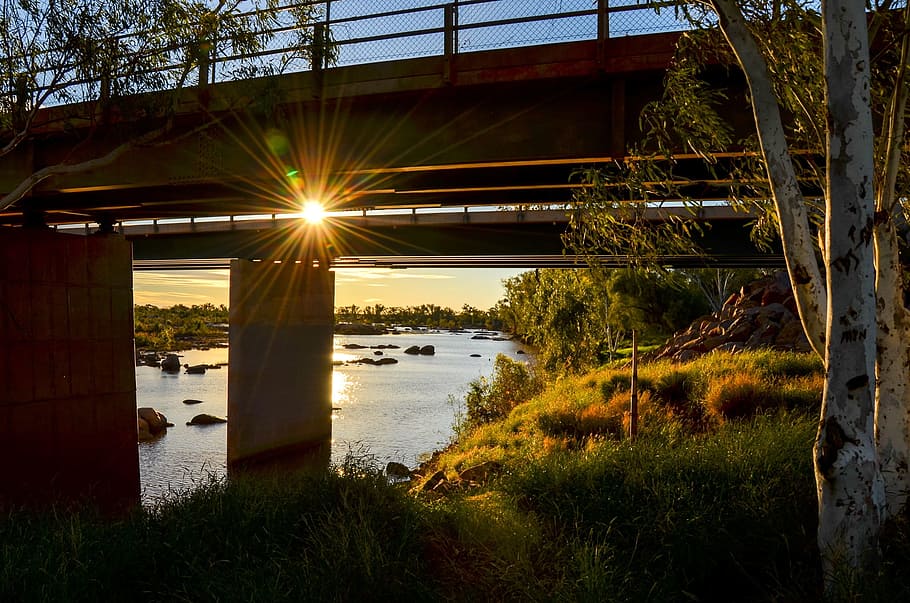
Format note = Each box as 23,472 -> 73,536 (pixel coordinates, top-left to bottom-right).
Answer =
710,0 -> 826,357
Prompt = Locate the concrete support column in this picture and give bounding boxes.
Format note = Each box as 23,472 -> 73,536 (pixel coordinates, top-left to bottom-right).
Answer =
227,259 -> 334,470
0,227 -> 139,512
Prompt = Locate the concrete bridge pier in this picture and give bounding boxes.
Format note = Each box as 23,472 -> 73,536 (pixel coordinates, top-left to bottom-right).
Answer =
0,227 -> 139,512
227,259 -> 335,471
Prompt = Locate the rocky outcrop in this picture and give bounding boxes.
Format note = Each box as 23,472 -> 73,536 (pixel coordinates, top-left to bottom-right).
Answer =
653,271 -> 812,362
187,413 -> 227,426
354,357 -> 399,366
137,407 -> 172,441
403,344 -> 436,355
385,461 -> 412,479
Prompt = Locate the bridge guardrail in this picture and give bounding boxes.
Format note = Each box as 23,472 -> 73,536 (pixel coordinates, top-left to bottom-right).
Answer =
20,0 -> 692,108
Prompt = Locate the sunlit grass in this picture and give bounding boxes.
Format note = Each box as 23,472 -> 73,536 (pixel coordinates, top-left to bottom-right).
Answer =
13,350 -> 910,601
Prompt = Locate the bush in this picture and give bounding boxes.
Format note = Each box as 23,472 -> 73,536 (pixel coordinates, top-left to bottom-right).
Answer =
653,370 -> 708,429
705,373 -> 777,419
465,354 -> 542,427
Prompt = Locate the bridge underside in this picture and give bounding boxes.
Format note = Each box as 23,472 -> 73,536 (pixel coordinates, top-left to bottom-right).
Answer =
0,34 -> 761,228
127,209 -> 783,268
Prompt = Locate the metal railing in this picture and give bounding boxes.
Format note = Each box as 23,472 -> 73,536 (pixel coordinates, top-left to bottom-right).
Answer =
19,1 -> 690,107
212,0 -> 691,74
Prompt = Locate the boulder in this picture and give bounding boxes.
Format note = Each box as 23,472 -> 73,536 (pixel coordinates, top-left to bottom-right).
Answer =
343,343 -> 368,349
375,357 -> 398,365
137,351 -> 160,367
184,364 -> 206,374
470,353 -> 482,358
137,407 -> 169,434
160,353 -> 181,373
137,417 -> 153,441
419,345 -> 435,356
182,399 -> 204,405
419,470 -> 448,493
385,461 -> 411,479
373,350 -> 384,356
404,345 -> 421,355
187,413 -> 227,426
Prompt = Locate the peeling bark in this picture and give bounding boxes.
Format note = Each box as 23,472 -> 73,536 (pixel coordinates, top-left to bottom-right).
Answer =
815,0 -> 884,579
710,0 -> 826,357
874,218 -> 910,518
873,3 -> 910,521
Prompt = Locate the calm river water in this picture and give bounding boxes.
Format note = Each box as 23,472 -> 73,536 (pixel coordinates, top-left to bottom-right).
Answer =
136,331 -> 525,502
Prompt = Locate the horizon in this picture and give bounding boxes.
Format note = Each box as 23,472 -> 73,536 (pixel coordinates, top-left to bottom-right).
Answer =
133,267 -> 527,310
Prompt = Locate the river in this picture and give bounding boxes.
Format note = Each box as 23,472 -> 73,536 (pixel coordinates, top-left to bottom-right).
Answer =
136,331 -> 526,502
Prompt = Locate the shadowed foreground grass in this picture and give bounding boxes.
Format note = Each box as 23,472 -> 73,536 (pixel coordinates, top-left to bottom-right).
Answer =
4,351 -> 910,601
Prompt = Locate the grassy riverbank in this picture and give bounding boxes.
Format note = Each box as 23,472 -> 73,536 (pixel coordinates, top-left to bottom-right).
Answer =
4,350 -> 910,600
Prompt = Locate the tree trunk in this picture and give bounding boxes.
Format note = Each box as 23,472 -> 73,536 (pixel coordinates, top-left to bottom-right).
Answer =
874,220 -> 910,518
873,2 -> 910,521
710,0 -> 826,357
815,0 -> 884,579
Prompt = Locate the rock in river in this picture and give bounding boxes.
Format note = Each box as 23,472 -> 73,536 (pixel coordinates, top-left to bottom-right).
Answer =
183,399 -> 204,405
187,413 -> 227,426
160,353 -> 181,373
138,407 -> 171,441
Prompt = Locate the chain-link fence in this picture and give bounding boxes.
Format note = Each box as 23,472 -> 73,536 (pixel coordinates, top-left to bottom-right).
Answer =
207,0 -> 692,77
23,1 -> 690,107
320,0 -> 691,67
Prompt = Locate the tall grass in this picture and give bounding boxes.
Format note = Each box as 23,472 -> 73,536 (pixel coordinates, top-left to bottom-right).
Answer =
0,462 -> 433,602
7,351 -> 910,600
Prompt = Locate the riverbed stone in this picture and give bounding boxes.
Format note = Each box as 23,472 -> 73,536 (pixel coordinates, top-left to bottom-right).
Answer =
187,413 -> 227,426
138,407 -> 169,434
386,461 -> 411,479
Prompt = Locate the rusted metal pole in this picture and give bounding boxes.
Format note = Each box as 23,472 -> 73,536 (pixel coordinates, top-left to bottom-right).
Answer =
443,4 -> 457,84
630,329 -> 638,440
597,0 -> 609,67
313,23 -> 326,71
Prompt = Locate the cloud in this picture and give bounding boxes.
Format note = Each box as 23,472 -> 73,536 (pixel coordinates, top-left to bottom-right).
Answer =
332,268 -> 456,284
134,270 -> 229,290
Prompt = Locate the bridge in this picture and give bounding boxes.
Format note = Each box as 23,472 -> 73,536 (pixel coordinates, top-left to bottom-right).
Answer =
0,1 -> 775,511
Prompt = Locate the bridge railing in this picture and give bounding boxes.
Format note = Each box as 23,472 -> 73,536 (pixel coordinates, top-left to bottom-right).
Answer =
23,1 -> 691,107
214,0 -> 693,75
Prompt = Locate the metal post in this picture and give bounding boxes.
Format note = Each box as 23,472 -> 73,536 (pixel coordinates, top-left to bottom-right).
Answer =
630,329 -> 639,440
443,4 -> 457,84
597,0 -> 609,68
313,23 -> 326,71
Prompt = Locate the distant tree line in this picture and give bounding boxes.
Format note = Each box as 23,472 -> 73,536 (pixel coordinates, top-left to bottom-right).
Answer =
335,303 -> 501,331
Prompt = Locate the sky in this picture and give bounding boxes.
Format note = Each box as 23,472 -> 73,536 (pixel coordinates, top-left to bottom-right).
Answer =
133,267 -> 526,310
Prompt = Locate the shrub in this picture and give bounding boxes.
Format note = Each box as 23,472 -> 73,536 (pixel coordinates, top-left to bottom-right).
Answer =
705,373 -> 777,420
465,354 -> 542,427
653,370 -> 708,429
